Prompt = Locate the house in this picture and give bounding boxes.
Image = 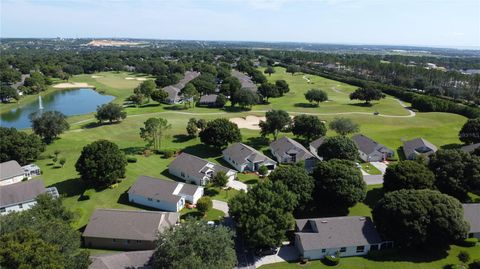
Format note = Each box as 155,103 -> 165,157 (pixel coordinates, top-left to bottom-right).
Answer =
0,179 -> 59,215
463,203 -> 480,238
309,137 -> 326,159
231,70 -> 258,92
0,160 -> 42,186
270,137 -> 318,172
403,138 -> 438,160
89,250 -> 154,269
197,94 -> 218,107
295,216 -> 392,260
352,134 -> 394,162
222,142 -> 277,172
169,153 -> 236,186
83,209 -> 179,250
162,71 -> 200,104
461,143 -> 480,154
128,176 -> 204,212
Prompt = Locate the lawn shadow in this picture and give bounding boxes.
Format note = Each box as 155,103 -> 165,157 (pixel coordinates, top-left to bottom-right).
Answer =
440,143 -> 463,150
294,103 -> 318,108
164,105 -> 188,111
204,188 -> 220,197
366,246 -> 449,263
214,157 -> 235,169
294,200 -> 349,219
81,121 -> 121,129
181,211 -> 204,221
172,134 -> 193,143
139,103 -> 160,108
181,144 -> 221,159
396,147 -> 406,160
49,178 -> 85,197
121,146 -> 144,155
244,179 -> 259,185
364,187 -> 384,209
224,106 -> 251,113
246,136 -> 270,149
348,102 -> 375,107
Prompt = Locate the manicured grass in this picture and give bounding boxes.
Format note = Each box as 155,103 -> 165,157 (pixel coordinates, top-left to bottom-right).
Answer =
348,184 -> 383,217
237,172 -> 261,185
259,245 -> 480,269
180,207 -> 225,222
360,163 -> 382,175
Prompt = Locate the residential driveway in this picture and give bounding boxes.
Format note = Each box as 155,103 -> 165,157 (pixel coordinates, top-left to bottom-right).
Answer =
227,180 -> 248,192
254,245 -> 299,268
363,174 -> 383,185
212,199 -> 229,216
370,161 -> 388,174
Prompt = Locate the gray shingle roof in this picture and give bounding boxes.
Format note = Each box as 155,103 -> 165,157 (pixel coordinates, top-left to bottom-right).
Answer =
83,209 -> 179,241
128,176 -> 183,203
169,153 -> 233,180
296,216 -> 384,250
90,250 -> 154,269
198,94 -> 218,104
352,134 -> 393,155
0,179 -> 45,207
231,70 -> 257,92
162,71 -> 201,102
0,160 -> 25,181
309,137 -> 326,150
223,142 -> 276,166
270,137 -> 315,161
461,143 -> 480,153
463,203 -> 480,234
403,138 -> 437,158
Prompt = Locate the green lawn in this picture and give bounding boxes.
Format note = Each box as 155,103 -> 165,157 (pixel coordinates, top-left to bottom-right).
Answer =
360,163 -> 383,175
180,207 -> 225,222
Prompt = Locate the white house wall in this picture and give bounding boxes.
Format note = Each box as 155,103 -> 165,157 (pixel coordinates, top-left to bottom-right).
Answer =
0,174 -> 26,186
1,200 -> 37,215
301,245 -> 373,260
128,193 -> 183,212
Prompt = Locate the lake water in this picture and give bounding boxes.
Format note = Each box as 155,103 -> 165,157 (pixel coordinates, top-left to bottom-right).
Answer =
0,88 -> 114,129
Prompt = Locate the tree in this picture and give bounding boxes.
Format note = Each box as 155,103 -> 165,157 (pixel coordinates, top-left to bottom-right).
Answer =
140,117 -> 172,151
0,85 -> 19,103
459,118 -> 480,144
317,136 -> 359,161
258,83 -> 279,102
268,165 -> 314,205
292,114 -> 326,141
196,119 -> 207,131
0,127 -> 45,165
181,83 -> 200,108
264,66 -> 275,76
75,140 -> 127,188
128,93 -> 147,107
153,220 -> 236,269
458,251 -> 471,264
196,197 -> 213,215
59,157 -> 66,168
199,118 -> 241,148
429,149 -> 480,201
328,117 -> 360,136
24,72 -> 47,93
259,110 -> 291,140
95,103 -> 127,123
372,189 -> 469,247
186,118 -> 199,137
220,76 -> 241,97
212,171 -> 229,187
229,180 -> 297,249
30,111 -> 70,144
275,80 -> 289,96
304,89 -> 328,106
313,159 -> 366,207
134,80 -> 156,102
215,94 -> 228,108
286,65 -> 300,75
383,161 -> 435,192
231,89 -> 259,109
349,87 -> 385,105
151,89 -> 169,104
258,165 -> 269,177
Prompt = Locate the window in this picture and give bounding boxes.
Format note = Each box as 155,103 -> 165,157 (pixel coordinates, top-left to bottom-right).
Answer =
181,172 -> 185,177
370,244 -> 378,251
0,208 -> 5,213
356,246 -> 365,253
156,199 -> 160,202
148,198 -> 153,201
321,249 -> 326,253
340,247 -> 346,253
112,239 -> 116,242
137,240 -> 142,244
126,240 -> 130,244
18,203 -> 23,209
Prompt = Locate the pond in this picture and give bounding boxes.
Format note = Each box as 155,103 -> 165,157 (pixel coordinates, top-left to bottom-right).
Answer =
0,88 -> 115,129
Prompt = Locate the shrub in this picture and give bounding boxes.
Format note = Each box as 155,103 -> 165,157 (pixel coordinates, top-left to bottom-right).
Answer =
196,197 -> 212,215
163,150 -> 175,158
127,156 -> 137,163
458,250 -> 470,263
322,255 -> 340,266
258,165 -> 269,177
458,238 -> 478,247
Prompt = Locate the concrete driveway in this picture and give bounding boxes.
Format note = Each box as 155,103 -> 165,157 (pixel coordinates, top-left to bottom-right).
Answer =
363,174 -> 383,185
227,180 -> 248,192
370,161 -> 388,174
254,245 -> 299,267
212,199 -> 229,216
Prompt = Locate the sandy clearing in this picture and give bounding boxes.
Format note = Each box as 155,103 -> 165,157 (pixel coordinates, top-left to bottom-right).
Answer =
91,75 -> 103,78
125,77 -> 135,80
53,82 -> 94,89
136,77 -> 147,81
229,115 -> 266,130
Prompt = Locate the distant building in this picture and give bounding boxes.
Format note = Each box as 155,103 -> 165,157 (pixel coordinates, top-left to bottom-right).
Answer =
463,203 -> 480,239
295,216 -> 392,260
402,138 -> 437,160
83,209 -> 179,250
128,176 -> 203,212
352,134 -> 394,162
0,179 -> 59,215
89,250 -> 154,269
0,161 -> 41,186
231,70 -> 258,92
309,137 -> 326,159
461,143 -> 480,154
270,137 -> 318,172
222,142 -> 277,172
197,94 -> 219,107
169,153 -> 236,186
163,71 -> 200,104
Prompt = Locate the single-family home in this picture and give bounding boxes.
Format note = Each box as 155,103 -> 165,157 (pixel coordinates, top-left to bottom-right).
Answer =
352,134 -> 394,162
162,71 -> 201,104
222,142 -> 277,172
83,209 -> 179,250
169,153 -> 236,186
89,250 -> 154,269
309,137 -> 326,159
295,216 -> 392,260
270,137 -> 318,172
402,138 -> 438,160
0,179 -> 59,215
128,176 -> 204,212
463,203 -> 480,238
231,70 -> 258,92
22,163 -> 41,178
0,160 -> 42,186
197,94 -> 219,107
461,143 -> 480,154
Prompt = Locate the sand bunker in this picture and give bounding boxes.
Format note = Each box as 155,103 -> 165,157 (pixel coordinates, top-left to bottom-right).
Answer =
230,115 -> 266,130
125,77 -> 135,80
125,77 -> 148,81
136,77 -> 147,81
91,75 -> 103,78
53,82 -> 94,89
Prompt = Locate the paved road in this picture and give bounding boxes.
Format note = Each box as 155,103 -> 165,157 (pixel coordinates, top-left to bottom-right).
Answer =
227,179 -> 248,192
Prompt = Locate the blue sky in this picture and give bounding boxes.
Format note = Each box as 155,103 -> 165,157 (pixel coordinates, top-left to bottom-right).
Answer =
1,0 -> 479,48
